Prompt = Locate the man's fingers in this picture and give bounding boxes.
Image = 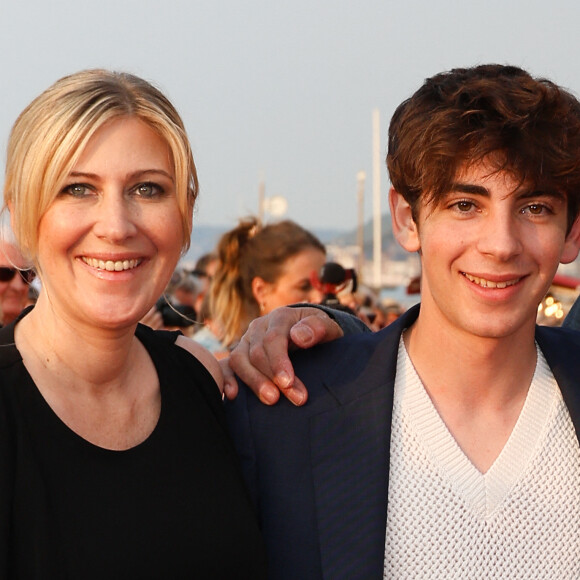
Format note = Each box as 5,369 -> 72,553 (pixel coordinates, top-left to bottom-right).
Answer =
288,315 -> 344,348
276,375 -> 308,406
257,329 -> 296,389
220,358 -> 239,400
229,332 -> 283,405
228,306 -> 342,407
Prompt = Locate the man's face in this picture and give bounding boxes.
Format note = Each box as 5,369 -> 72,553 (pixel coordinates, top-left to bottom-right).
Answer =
396,160 -> 580,341
0,243 -> 30,325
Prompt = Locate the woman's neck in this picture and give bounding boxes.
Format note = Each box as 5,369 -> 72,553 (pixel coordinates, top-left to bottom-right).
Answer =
15,296 -> 139,392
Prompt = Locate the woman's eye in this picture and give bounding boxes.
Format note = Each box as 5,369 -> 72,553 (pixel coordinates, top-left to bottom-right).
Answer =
62,184 -> 89,197
134,182 -> 164,198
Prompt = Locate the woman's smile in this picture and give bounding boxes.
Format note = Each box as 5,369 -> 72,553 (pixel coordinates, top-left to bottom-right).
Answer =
80,257 -> 143,272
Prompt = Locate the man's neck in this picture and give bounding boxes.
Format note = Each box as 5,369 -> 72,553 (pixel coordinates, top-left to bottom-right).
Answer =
402,309 -> 538,472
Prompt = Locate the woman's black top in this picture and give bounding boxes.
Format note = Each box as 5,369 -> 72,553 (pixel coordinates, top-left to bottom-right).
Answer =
0,313 -> 267,579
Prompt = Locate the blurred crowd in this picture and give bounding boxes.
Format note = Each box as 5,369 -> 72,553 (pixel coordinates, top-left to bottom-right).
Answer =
142,216 -> 407,359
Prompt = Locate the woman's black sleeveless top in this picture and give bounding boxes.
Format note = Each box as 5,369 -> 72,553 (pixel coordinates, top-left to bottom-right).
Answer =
0,316 -> 267,579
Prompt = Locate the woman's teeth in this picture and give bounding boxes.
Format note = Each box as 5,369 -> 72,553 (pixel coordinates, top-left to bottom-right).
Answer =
82,257 -> 141,271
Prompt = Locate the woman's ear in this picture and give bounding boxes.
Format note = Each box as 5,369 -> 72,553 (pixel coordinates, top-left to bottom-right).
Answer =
389,187 -> 421,252
561,215 -> 580,264
251,276 -> 270,304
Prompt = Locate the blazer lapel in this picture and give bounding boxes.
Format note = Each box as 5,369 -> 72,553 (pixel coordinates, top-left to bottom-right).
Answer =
536,325 -> 580,443
304,317 -> 577,579
308,307 -> 418,579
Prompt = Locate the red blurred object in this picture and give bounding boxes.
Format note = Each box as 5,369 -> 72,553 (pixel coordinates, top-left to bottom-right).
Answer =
551,273 -> 580,290
310,263 -> 357,298
406,276 -> 421,295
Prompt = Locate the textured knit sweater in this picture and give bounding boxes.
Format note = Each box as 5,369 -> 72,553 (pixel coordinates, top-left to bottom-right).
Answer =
384,339 -> 580,578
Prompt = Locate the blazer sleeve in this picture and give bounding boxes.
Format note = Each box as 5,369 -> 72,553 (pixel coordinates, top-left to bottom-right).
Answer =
223,388 -> 260,509
290,303 -> 371,336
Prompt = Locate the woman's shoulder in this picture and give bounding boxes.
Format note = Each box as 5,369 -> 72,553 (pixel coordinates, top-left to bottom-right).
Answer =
174,334 -> 224,393
135,323 -> 224,394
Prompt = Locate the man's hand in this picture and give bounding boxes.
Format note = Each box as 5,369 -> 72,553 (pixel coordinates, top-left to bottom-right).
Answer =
223,306 -> 344,405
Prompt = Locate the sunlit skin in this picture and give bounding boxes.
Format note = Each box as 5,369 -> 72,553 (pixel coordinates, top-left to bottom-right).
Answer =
253,247 -> 326,314
391,159 -> 580,471
0,242 -> 30,324
29,117 -> 184,334
8,117 -> 221,450
395,161 -> 580,347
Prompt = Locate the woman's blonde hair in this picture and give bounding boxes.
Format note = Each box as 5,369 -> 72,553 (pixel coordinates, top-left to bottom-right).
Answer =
210,216 -> 326,347
3,69 -> 198,260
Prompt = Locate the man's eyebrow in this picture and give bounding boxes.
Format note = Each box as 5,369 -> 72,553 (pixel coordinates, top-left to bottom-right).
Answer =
449,183 -> 489,195
516,189 -> 566,202
449,183 -> 566,202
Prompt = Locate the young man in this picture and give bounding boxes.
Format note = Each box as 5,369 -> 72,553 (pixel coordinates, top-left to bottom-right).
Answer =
226,64 -> 580,579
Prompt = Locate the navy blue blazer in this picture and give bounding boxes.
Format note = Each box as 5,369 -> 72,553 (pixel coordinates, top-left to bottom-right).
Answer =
225,304 -> 580,580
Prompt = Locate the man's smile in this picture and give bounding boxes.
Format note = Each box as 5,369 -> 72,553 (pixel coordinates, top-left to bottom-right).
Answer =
462,272 -> 522,289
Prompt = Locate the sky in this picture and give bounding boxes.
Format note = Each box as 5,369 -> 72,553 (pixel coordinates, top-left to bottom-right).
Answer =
3,0 -> 580,234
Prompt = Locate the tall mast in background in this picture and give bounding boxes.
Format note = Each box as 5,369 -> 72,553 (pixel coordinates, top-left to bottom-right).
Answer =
372,108 -> 382,288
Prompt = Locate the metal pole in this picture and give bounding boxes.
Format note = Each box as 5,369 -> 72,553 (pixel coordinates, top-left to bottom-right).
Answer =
356,171 -> 366,282
258,175 -> 265,222
372,109 -> 382,289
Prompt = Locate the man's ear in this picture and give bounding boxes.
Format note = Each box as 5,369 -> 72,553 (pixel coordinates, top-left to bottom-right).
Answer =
389,187 -> 420,252
561,214 -> 580,264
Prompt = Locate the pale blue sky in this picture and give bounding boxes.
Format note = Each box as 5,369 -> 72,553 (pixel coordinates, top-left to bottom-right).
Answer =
3,0 -> 580,232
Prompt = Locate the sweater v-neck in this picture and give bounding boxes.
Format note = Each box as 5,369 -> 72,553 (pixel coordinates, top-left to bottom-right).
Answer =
395,338 -> 559,517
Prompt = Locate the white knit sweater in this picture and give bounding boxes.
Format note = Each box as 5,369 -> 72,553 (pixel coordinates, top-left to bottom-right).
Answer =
383,339 -> 580,578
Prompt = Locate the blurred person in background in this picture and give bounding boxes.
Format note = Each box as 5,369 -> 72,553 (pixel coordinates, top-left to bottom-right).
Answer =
380,300 -> 405,327
192,251 -> 219,280
141,266 -> 207,333
0,240 -> 34,325
209,216 -> 326,348
140,255 -> 217,333
193,293 -> 229,358
154,267 -> 202,335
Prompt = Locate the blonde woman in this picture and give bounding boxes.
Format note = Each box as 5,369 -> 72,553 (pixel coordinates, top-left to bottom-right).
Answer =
0,70 -> 266,577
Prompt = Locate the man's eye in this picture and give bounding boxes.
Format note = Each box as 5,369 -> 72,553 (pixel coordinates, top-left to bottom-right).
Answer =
524,203 -> 546,215
454,200 -> 474,212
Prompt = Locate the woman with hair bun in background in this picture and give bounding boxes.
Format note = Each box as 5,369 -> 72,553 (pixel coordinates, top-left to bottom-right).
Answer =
209,216 -> 326,349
